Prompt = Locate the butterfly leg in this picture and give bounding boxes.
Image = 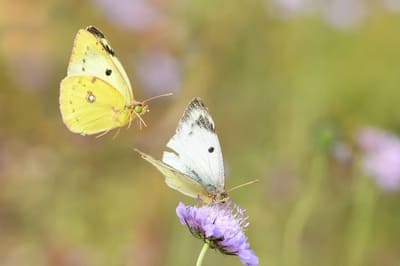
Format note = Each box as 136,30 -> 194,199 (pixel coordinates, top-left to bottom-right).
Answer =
196,195 -> 207,205
133,112 -> 147,130
127,111 -> 133,129
112,128 -> 121,140
95,129 -> 110,138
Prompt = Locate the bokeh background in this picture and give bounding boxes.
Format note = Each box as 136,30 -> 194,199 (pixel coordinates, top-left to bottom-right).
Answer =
1,0 -> 400,265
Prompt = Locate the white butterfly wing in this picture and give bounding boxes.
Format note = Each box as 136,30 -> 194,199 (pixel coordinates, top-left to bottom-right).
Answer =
162,98 -> 225,194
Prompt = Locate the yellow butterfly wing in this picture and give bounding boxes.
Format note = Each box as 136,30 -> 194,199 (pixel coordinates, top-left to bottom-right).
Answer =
135,149 -> 212,203
67,26 -> 133,104
60,76 -> 130,135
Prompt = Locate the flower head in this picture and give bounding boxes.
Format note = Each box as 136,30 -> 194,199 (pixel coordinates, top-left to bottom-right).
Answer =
356,127 -> 400,191
176,201 -> 258,266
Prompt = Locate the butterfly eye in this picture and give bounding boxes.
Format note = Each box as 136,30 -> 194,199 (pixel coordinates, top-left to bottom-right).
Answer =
134,105 -> 143,114
208,147 -> 214,153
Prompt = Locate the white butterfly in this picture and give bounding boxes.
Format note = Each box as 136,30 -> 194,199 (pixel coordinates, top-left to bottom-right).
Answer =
135,97 -> 227,203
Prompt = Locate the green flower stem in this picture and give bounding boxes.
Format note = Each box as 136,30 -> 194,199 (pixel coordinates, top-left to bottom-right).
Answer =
196,242 -> 210,266
282,155 -> 326,266
347,169 -> 376,266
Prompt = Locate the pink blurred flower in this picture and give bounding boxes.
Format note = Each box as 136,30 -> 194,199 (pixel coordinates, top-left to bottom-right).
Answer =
323,0 -> 367,30
332,141 -> 353,165
381,0 -> 400,13
269,0 -> 372,30
8,52 -> 53,92
356,127 -> 400,191
94,0 -> 163,31
134,50 -> 181,95
271,0 -> 311,17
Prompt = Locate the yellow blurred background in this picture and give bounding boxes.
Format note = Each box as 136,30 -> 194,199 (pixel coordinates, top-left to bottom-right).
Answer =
1,0 -> 400,265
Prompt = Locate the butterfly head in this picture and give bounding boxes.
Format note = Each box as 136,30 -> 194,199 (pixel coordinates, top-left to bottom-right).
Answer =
126,101 -> 149,129
133,102 -> 149,116
132,92 -> 173,114
215,191 -> 229,203
200,191 -> 228,204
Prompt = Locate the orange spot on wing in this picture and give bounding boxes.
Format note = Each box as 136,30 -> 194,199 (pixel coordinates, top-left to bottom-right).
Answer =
112,106 -> 120,114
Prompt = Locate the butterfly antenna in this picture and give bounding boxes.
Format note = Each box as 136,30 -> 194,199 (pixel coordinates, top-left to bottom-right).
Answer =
142,92 -> 173,104
227,179 -> 259,193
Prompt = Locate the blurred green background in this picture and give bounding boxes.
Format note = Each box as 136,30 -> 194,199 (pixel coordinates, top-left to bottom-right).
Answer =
1,0 -> 400,265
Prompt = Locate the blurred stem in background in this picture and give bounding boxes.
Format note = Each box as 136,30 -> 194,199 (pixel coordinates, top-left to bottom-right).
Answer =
346,162 -> 376,266
282,154 -> 327,266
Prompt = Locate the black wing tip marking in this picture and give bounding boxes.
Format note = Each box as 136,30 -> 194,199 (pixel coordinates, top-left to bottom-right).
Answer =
195,115 -> 215,132
181,97 -> 216,132
86,26 -> 105,38
85,26 -> 115,56
190,97 -> 206,108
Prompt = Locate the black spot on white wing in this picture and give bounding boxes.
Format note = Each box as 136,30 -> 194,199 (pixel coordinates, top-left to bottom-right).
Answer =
105,69 -> 112,76
208,147 -> 214,153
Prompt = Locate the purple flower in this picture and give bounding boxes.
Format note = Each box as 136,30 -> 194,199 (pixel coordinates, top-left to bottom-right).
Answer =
176,201 -> 258,266
135,50 -> 181,95
268,0 -> 371,30
323,0 -> 367,30
356,127 -> 400,191
382,0 -> 400,13
94,0 -> 163,31
271,0 -> 311,18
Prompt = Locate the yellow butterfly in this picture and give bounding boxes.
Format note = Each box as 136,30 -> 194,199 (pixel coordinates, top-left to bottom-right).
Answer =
135,98 -> 258,203
59,26 -> 171,136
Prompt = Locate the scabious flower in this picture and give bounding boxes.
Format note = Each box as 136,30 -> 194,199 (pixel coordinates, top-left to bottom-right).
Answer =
176,201 -> 258,266
356,127 -> 400,191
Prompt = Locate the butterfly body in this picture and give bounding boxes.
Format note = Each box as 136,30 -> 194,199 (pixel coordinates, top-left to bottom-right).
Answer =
60,26 -> 148,136
136,98 -> 227,203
